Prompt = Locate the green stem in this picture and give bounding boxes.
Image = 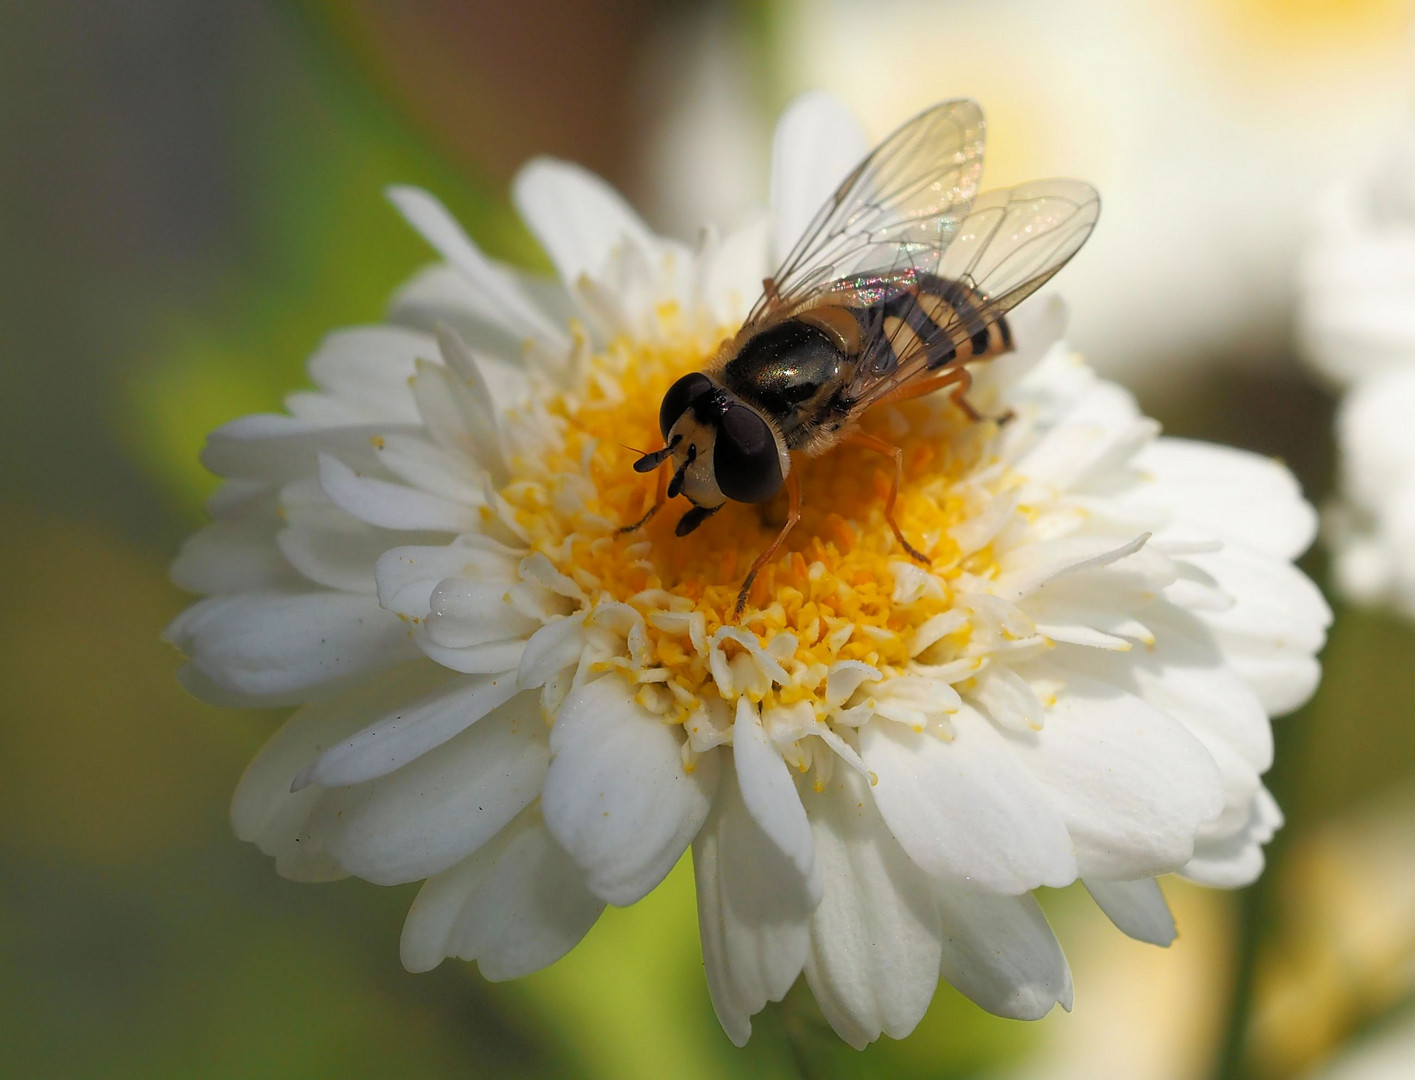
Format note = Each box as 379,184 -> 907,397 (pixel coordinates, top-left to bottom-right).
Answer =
1210,678 -> 1321,1080
1211,862 -> 1269,1080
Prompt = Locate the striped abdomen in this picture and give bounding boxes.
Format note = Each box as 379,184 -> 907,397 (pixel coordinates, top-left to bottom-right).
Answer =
857,272 -> 1012,378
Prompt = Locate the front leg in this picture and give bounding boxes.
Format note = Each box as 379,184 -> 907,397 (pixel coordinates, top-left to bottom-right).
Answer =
734,464 -> 801,621
619,457 -> 670,534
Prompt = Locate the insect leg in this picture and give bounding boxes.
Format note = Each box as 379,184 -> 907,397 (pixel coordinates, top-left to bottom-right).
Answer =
618,459 -> 670,534
945,367 -> 991,422
733,465 -> 802,621
874,365 -> 1012,424
947,367 -> 1015,425
841,428 -> 929,564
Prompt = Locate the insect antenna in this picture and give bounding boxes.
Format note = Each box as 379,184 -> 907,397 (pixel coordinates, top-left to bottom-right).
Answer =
633,434 -> 681,473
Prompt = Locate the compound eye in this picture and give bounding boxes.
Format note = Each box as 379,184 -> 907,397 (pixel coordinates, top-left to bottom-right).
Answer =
659,373 -> 714,439
714,404 -> 783,503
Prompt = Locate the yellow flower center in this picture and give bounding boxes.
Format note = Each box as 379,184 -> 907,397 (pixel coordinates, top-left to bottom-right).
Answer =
498,312 -> 1012,716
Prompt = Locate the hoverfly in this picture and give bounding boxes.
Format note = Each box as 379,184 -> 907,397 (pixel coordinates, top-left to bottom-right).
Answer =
627,99 -> 1100,619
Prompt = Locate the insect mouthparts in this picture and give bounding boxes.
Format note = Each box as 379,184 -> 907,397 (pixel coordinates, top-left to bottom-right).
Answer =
666,443 -> 697,499
676,503 -> 720,536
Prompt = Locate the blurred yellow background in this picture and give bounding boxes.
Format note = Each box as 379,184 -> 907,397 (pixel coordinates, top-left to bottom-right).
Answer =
4,2 -> 1415,1077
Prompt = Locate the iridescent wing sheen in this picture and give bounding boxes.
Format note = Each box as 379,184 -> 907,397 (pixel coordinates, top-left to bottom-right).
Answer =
844,178 -> 1101,409
747,99 -> 987,323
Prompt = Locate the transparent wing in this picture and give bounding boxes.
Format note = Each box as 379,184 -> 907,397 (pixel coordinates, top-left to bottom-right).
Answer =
748,99 -> 987,323
845,178 -> 1100,409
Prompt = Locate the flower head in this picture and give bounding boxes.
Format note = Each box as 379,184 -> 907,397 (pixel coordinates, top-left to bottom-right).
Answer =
1300,119 -> 1415,615
168,94 -> 1329,1046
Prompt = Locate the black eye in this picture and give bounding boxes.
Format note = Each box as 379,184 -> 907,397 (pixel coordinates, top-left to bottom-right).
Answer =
660,373 -> 714,439
715,404 -> 782,503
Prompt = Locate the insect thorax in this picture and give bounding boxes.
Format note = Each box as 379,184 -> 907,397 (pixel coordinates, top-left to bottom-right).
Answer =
721,317 -> 853,450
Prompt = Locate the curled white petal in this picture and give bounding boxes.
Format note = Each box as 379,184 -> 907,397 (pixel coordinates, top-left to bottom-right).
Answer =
401,807 -> 604,979
543,673 -> 719,906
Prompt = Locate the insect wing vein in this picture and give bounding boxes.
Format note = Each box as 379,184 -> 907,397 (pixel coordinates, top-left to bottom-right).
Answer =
845,179 -> 1100,410
749,99 -> 987,324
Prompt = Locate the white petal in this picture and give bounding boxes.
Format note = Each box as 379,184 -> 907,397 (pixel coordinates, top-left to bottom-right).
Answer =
374,538 -> 522,619
370,432 -> 485,504
287,385 -> 394,428
1187,724 -> 1263,839
1183,542 -> 1331,716
542,673 -> 719,906
164,590 -> 418,707
1181,786 -> 1283,888
385,265 -> 539,400
305,325 -> 430,424
517,614 -> 588,689
802,770 -> 942,1049
701,216 -> 769,325
313,692 -> 548,885
1010,379 -> 1146,489
860,706 -> 1078,893
968,665 -> 1046,733
294,667 -> 521,789
694,768 -> 815,1047
230,660 -> 444,881
431,325 -> 508,481
408,358 -> 486,463
1084,877 -> 1177,946
1006,672 -> 1225,879
1065,605 -> 1274,772
768,92 -> 868,265
1020,570 -> 1162,648
995,532 -> 1152,602
171,513 -> 299,594
386,185 -> 566,345
400,806 -> 603,980
935,884 -> 1073,1019
202,415 -> 411,484
1183,542 -> 1331,650
275,515 -> 407,595
1215,649 -> 1323,720
317,453 -> 477,533
513,158 -> 658,285
732,699 -> 821,902
1047,634 -> 1264,844
1132,439 -> 1317,560
414,635 -> 528,676
421,580 -> 536,651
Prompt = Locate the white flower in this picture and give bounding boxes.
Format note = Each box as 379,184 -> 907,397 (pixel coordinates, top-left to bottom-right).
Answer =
1300,121 -> 1415,613
1323,369 -> 1415,612
1300,122 -> 1415,389
167,95 -> 1329,1047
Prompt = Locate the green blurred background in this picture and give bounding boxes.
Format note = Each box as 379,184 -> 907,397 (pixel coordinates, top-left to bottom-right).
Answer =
4,2 -> 1415,1077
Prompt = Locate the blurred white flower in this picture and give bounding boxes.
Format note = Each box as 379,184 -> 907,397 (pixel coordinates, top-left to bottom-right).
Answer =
1309,1017 -> 1415,1080
1324,369 -> 1415,612
1300,123 -> 1415,387
1300,121 -> 1415,613
167,95 -> 1328,1047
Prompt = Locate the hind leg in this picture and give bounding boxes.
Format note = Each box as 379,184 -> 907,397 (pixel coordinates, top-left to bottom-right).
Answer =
875,364 -> 1011,423
840,428 -> 928,564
